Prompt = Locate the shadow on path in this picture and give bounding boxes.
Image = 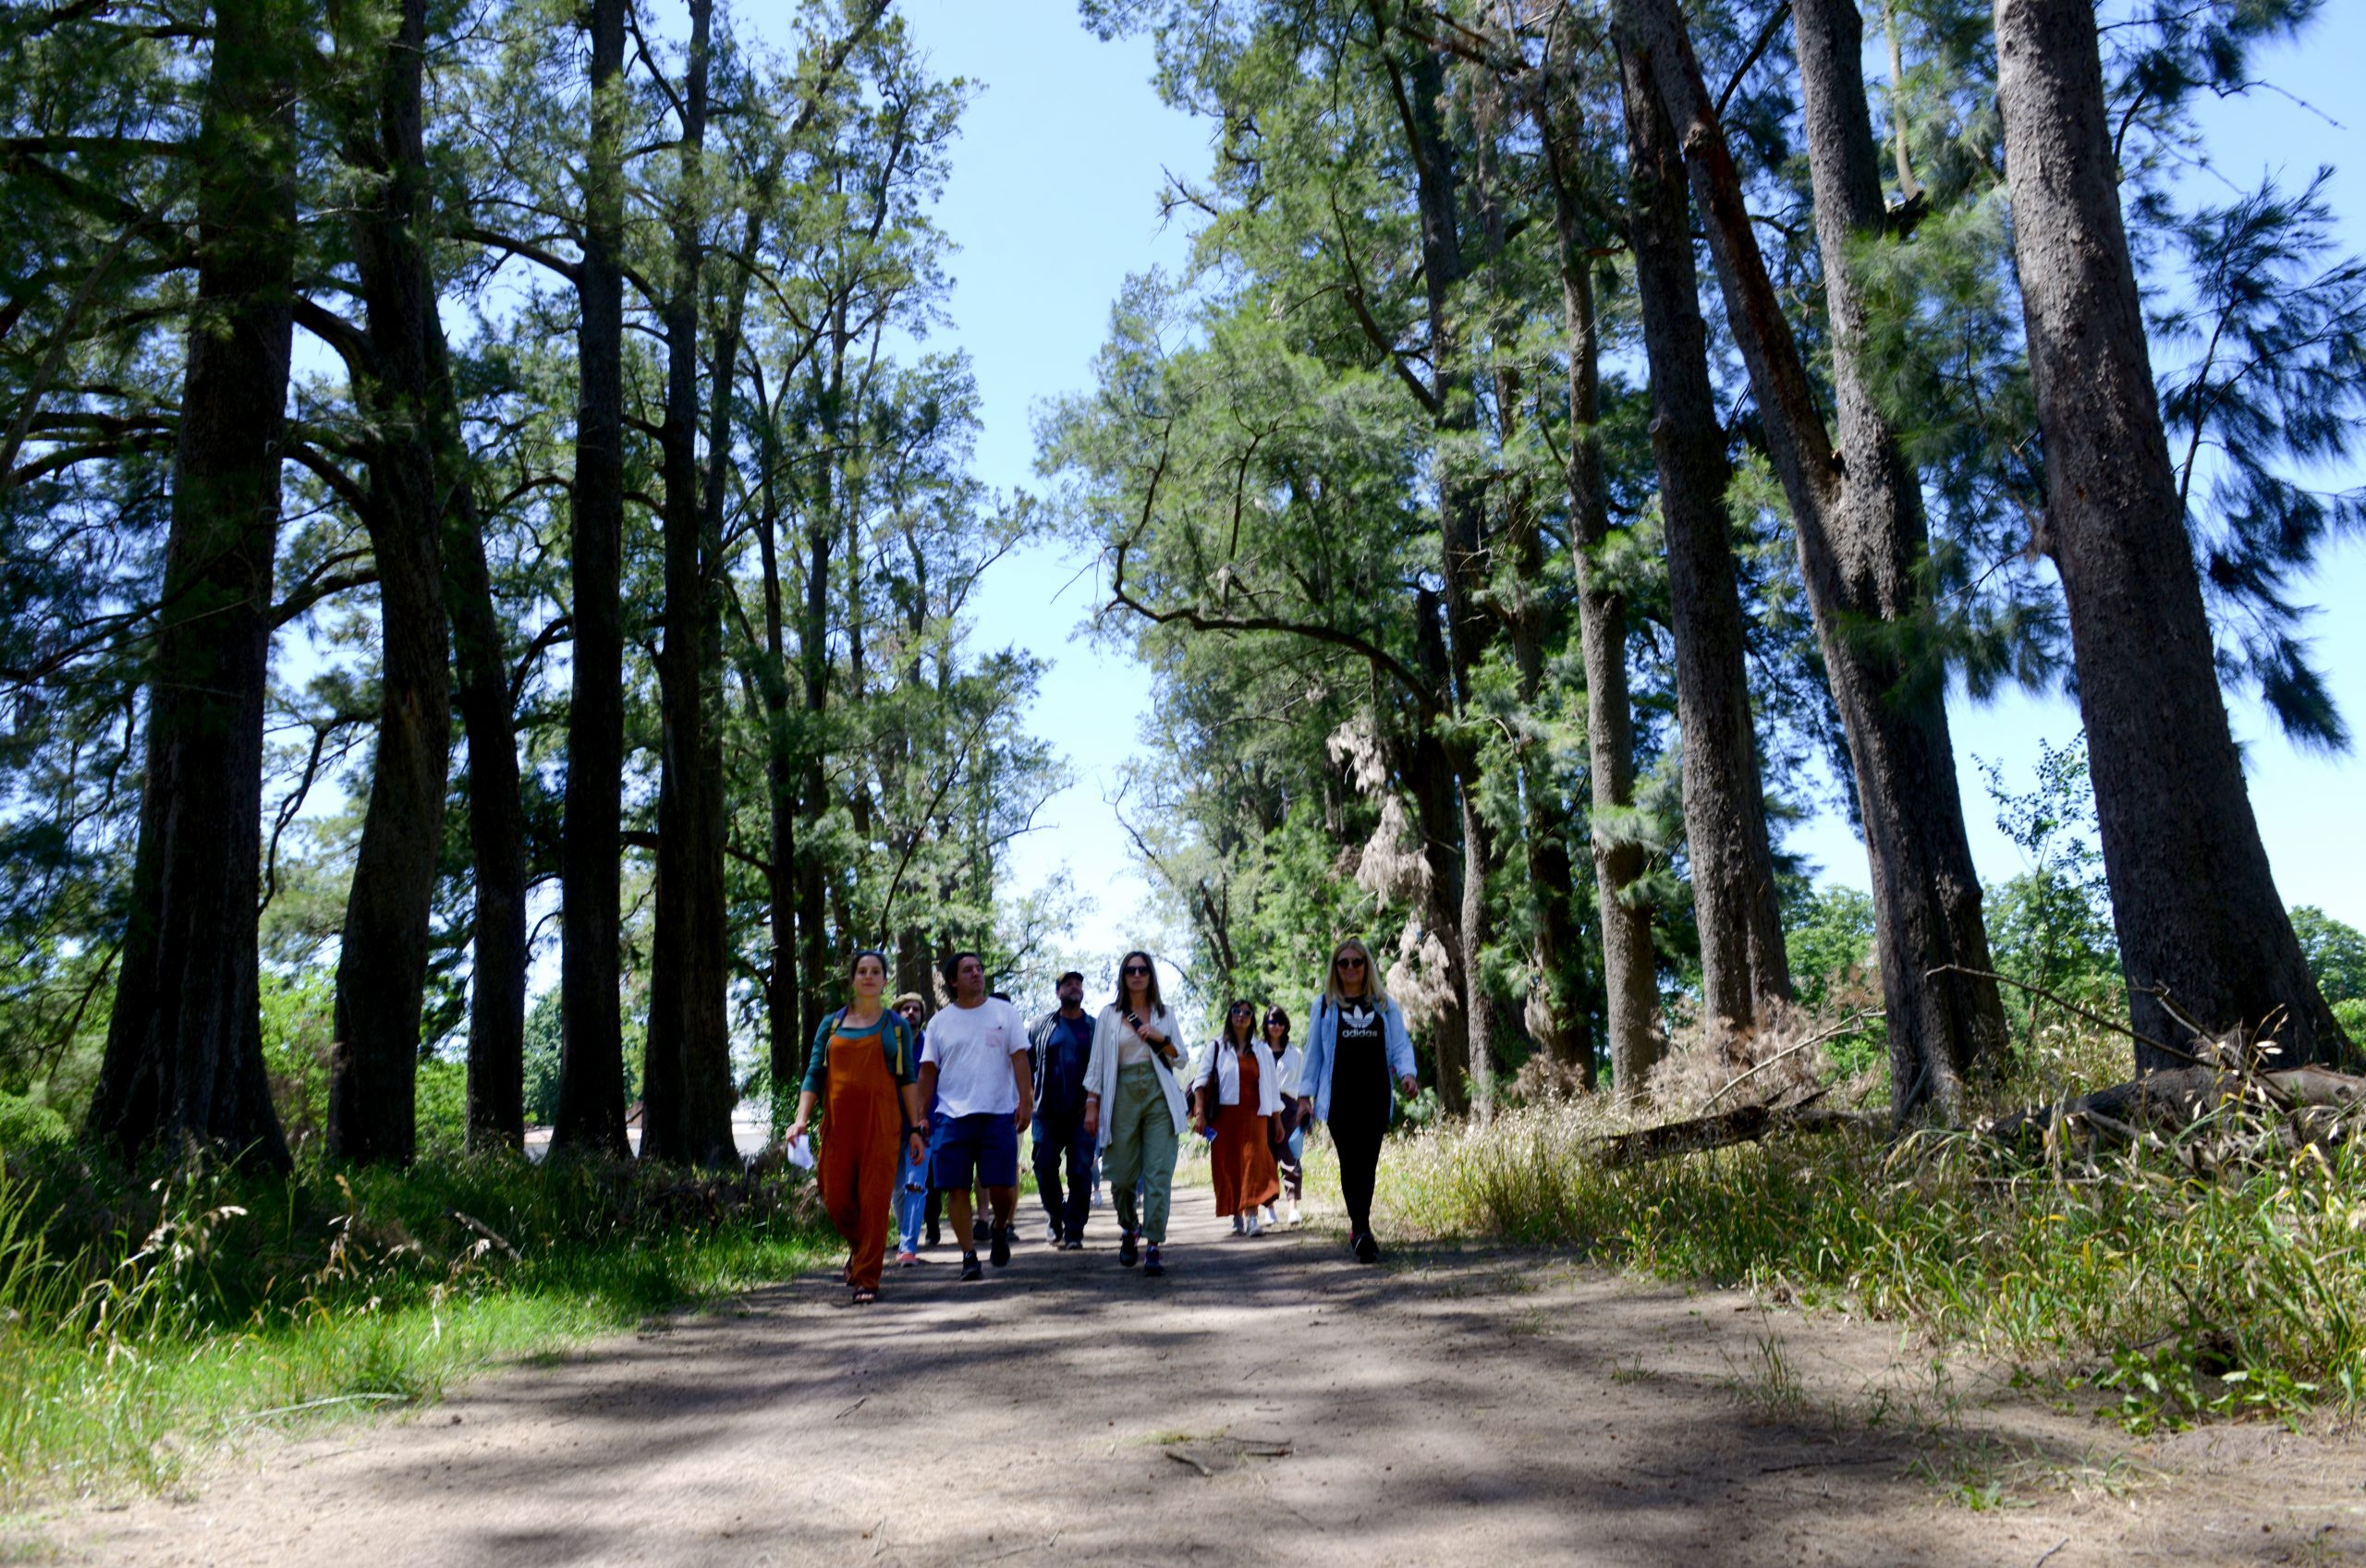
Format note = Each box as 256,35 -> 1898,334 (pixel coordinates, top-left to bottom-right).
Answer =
58,1188 -> 2362,1567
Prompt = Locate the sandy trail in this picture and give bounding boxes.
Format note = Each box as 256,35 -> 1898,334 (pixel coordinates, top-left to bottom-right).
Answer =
54,1185 -> 2366,1566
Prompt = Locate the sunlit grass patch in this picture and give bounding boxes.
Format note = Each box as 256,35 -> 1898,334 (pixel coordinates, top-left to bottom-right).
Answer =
1360,1061 -> 2366,1432
0,1152 -> 835,1505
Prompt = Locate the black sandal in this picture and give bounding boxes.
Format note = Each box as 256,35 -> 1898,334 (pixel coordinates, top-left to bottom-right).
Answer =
850,1286 -> 876,1305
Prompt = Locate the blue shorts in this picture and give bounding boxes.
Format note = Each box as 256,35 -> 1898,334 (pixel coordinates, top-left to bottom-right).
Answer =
930,1111 -> 1019,1190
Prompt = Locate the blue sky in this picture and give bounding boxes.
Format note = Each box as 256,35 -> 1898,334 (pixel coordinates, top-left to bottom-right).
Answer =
867,0 -> 2366,995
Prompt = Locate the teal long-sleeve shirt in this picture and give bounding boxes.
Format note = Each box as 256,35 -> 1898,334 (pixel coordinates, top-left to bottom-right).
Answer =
799,1009 -> 919,1099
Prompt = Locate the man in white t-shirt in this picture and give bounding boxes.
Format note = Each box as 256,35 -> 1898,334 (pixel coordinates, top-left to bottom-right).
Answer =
918,951 -> 1033,1281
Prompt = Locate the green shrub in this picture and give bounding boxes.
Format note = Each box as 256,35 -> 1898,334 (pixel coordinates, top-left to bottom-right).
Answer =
1367,1091 -> 2366,1433
0,1091 -> 70,1153
0,1148 -> 833,1504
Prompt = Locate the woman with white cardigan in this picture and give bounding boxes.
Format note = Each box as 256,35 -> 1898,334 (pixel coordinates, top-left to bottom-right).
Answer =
1193,1000 -> 1284,1234
1295,936 -> 1419,1264
1079,950 -> 1189,1278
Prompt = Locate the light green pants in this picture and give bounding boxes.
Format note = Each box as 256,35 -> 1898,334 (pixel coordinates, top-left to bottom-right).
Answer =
1104,1062 -> 1177,1246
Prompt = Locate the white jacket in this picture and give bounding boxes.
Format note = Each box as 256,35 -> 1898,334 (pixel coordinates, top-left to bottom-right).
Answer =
1082,1003 -> 1189,1136
1195,1040 -> 1282,1113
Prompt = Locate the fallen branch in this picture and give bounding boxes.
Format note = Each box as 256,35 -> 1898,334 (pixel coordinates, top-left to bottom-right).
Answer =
1589,1091 -> 1884,1168
1981,1065 -> 2366,1149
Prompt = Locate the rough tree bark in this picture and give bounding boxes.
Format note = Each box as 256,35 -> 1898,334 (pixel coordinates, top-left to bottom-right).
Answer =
642,0 -> 738,1167
441,371 -> 529,1153
1616,42 -> 1792,1035
553,0 -> 630,1158
1389,33 -> 1497,1121
1534,103 -> 1651,1095
86,0 -> 299,1170
328,0 -> 453,1166
1992,0 -> 2349,1071
1618,0 -> 2006,1123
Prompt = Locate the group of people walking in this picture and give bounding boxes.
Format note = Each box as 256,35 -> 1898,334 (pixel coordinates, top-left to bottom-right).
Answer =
787,938 -> 1418,1303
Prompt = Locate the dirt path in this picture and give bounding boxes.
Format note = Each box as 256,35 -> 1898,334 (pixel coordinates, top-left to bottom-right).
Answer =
53,1185 -> 2366,1566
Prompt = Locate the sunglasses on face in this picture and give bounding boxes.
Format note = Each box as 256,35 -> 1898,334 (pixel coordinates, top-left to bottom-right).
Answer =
1122,965 -> 1151,976
1334,954 -> 1366,969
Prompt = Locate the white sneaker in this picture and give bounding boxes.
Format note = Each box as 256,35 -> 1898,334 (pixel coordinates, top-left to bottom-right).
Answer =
1259,1204 -> 1277,1228
1230,1214 -> 1245,1235
1283,1200 -> 1300,1227
1245,1212 -> 1263,1236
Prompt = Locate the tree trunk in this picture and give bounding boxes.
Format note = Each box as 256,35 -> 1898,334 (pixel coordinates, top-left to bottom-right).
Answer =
441,381 -> 528,1153
1619,0 -> 2006,1123
85,0 -> 298,1171
1541,91 -> 1653,1099
1993,0 -> 2349,1071
1615,40 -> 1792,1035
553,0 -> 630,1159
1394,605 -> 1471,1116
328,0 -> 453,1166
1393,38 -> 1498,1123
642,0 -> 737,1167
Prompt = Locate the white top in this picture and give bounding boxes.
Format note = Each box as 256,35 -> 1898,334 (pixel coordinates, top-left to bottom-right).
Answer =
1270,1042 -> 1305,1100
1197,1040 -> 1283,1113
921,996 -> 1029,1117
1083,1003 -> 1190,1136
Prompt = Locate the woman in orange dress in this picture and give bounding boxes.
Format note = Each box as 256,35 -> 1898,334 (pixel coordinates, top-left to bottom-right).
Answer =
1194,1001 -> 1283,1235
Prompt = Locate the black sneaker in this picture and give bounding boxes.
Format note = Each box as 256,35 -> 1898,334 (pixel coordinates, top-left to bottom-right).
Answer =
1118,1232 -> 1140,1268
1353,1232 -> 1381,1265
971,1215 -> 992,1244
959,1252 -> 983,1282
989,1223 -> 1012,1268
1143,1243 -> 1165,1278
1061,1236 -> 1083,1252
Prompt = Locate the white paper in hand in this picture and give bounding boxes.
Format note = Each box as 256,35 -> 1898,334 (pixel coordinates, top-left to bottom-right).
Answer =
784,1132 -> 816,1171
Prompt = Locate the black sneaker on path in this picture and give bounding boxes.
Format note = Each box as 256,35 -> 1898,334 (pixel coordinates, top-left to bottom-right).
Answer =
959,1252 -> 983,1282
1118,1232 -> 1140,1268
1353,1232 -> 1381,1265
1142,1243 -> 1165,1278
1061,1236 -> 1083,1251
989,1223 -> 1012,1268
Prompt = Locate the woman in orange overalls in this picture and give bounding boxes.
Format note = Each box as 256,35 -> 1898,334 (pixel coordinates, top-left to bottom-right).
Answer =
785,950 -> 927,1303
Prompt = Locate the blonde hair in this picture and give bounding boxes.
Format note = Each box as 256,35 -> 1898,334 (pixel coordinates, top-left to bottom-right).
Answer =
1322,936 -> 1391,1010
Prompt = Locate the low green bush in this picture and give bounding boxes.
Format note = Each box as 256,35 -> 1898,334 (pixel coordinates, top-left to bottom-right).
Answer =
0,1148 -> 834,1504
1364,1088 -> 2366,1433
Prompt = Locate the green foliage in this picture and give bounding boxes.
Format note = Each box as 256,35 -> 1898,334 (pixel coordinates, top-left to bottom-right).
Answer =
1366,1094 -> 2366,1433
0,1149 -> 834,1502
522,988 -> 564,1124
1783,883 -> 1877,1013
2291,906 -> 2366,1005
415,1057 -> 469,1157
259,970 -> 335,1153
1977,736 -> 2123,1061
0,1091 -> 70,1152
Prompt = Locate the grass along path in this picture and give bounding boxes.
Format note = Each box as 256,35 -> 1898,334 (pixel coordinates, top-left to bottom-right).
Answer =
33,1176 -> 2366,1567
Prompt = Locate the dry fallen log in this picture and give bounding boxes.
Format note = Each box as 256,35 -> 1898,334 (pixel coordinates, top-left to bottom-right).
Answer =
1589,1092 -> 1884,1167
1982,1066 -> 2366,1149
1588,1068 -> 2366,1171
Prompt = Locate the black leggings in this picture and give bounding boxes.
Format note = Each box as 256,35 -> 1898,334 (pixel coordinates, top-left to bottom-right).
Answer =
1329,1109 -> 1387,1236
